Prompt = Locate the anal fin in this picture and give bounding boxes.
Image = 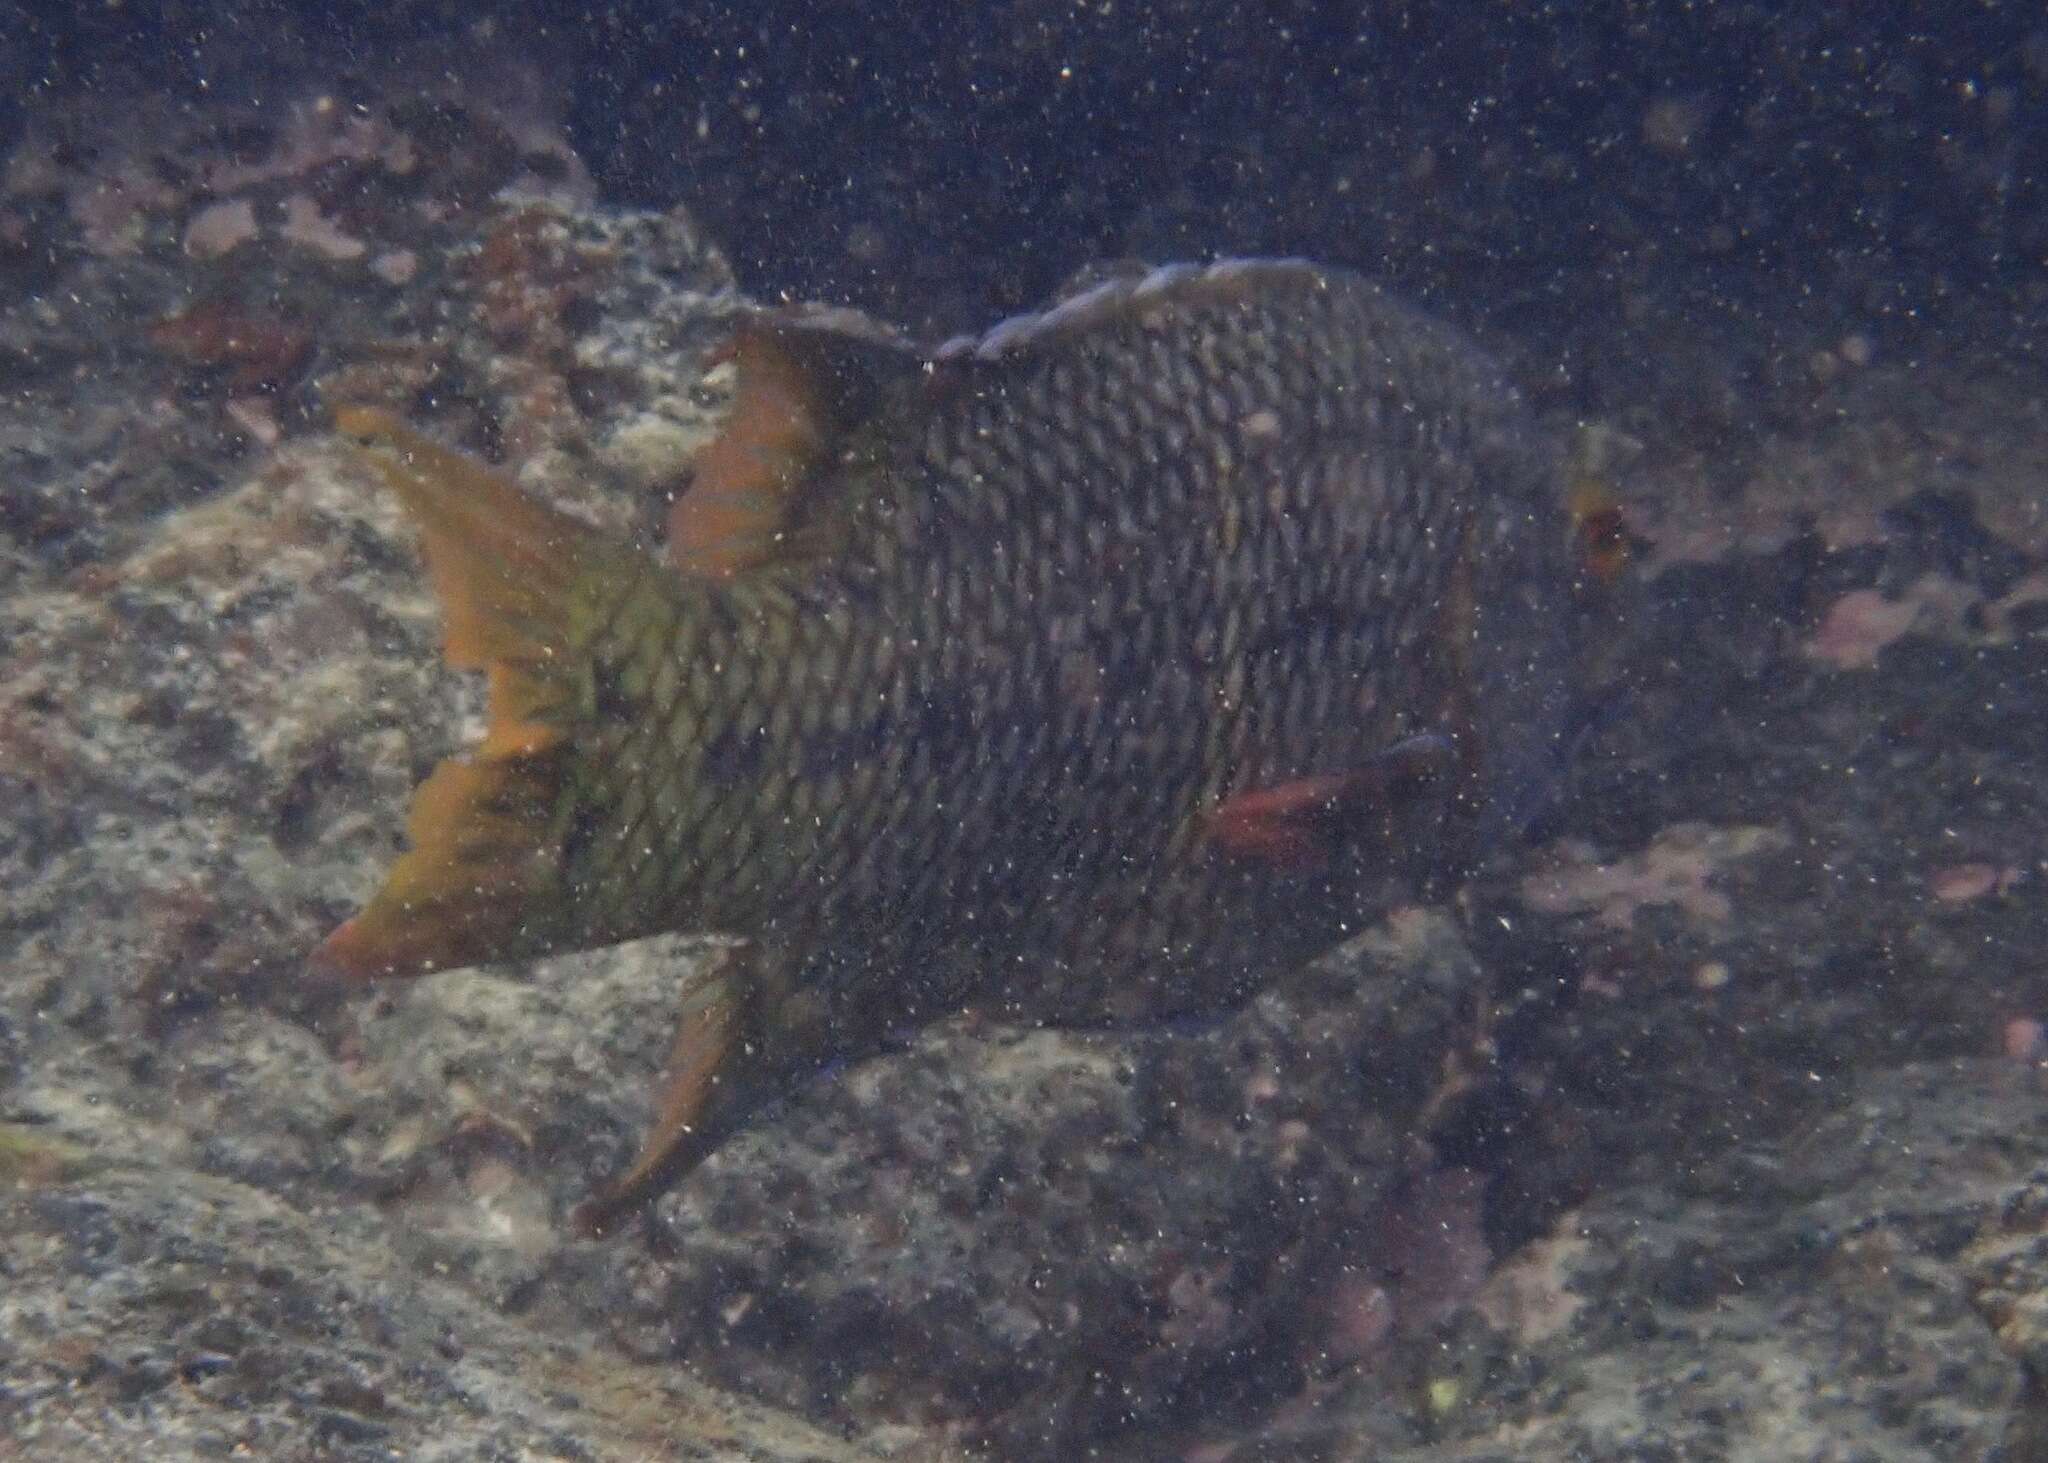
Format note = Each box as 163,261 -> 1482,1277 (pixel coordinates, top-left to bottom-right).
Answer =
571,941 -> 837,1238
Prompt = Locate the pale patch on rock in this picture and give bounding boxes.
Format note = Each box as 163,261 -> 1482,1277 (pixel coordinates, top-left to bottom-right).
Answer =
183,198 -> 260,258
1475,1227 -> 1589,1345
1806,587 -> 1922,669
280,192 -> 367,261
1929,862 -> 2023,903
1520,823 -> 1789,931
223,395 -> 281,446
371,248 -> 420,286
1805,573 -> 1982,669
600,410 -> 703,493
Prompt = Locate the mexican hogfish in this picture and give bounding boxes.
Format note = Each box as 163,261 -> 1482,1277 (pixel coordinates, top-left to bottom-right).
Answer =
320,259 -> 1586,1235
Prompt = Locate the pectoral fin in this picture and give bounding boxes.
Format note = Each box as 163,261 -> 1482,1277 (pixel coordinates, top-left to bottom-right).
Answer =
1203,734 -> 1456,869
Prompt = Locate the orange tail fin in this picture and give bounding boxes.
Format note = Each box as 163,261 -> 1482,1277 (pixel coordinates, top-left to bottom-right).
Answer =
318,408 -> 633,980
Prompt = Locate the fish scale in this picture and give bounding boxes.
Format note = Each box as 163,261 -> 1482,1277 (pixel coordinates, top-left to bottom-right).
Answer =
320,259 -> 1583,1229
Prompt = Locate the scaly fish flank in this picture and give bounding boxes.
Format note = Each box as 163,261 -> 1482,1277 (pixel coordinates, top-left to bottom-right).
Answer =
320,259 -> 1584,1234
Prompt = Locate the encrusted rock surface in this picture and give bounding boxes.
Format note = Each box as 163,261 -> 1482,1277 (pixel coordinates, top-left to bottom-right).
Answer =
1176,1059 -> 2046,1461
2,1130 -> 885,1461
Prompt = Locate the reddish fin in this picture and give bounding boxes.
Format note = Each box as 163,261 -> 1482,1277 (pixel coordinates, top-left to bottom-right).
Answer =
572,978 -> 741,1237
1563,425 -> 1642,586
320,408 -> 636,980
335,406 -> 605,683
1569,472 -> 1632,584
1205,736 -> 1456,869
1204,774 -> 1360,867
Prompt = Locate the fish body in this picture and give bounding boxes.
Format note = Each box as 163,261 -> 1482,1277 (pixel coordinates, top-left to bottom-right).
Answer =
322,259 -> 1583,1231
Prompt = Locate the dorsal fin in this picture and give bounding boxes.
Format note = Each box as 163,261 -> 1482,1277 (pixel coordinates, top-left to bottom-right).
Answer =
319,407 -> 638,979
932,257 -> 1334,363
673,263 -> 1349,579
673,315 -> 918,579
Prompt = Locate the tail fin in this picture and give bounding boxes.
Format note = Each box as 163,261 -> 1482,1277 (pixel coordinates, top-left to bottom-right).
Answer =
318,408 -> 624,980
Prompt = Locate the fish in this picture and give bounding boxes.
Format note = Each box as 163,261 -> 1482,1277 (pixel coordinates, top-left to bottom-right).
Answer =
317,258 -> 1590,1236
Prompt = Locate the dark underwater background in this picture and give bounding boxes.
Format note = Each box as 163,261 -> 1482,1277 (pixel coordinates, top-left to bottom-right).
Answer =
11,1 -> 2043,326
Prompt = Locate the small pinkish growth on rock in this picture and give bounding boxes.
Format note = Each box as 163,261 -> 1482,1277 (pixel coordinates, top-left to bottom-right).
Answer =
223,397 -> 282,446
1807,588 -> 1922,669
2002,1017 -> 2046,1063
1322,1274 -> 1396,1363
1806,574 -> 1982,670
1929,863 -> 2022,903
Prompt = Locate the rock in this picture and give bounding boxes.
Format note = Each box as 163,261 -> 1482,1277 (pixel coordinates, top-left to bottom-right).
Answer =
1,1137 -> 883,1460
1172,1061 -> 2041,1460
